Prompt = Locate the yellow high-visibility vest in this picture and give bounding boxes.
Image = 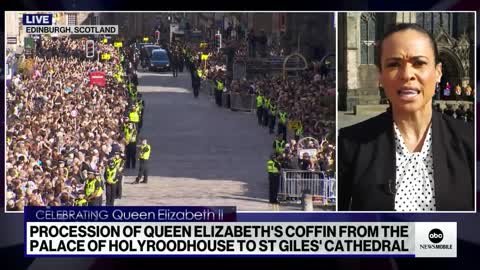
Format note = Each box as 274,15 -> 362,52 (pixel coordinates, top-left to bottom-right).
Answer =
274,139 -> 286,154
279,112 -> 287,124
267,160 -> 279,173
85,178 -> 103,197
139,144 -> 151,160
129,110 -> 139,123
270,104 -> 276,115
256,95 -> 263,108
113,157 -> 123,170
75,198 -> 88,206
125,128 -> 137,143
263,98 -> 270,109
105,166 -> 118,184
216,80 -> 224,91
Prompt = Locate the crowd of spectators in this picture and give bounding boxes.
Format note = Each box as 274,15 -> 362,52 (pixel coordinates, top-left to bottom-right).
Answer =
178,36 -> 336,174
436,82 -> 475,101
433,102 -> 475,122
6,37 -> 131,211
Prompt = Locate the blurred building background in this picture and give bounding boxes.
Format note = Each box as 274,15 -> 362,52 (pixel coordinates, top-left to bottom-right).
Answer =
99,12 -> 335,61
338,12 -> 475,111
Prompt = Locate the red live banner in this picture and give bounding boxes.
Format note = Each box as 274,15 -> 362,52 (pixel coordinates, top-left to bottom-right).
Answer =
89,71 -> 106,87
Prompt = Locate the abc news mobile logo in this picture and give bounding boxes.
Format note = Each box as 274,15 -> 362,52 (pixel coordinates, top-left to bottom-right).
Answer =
419,229 -> 452,250
428,229 -> 443,243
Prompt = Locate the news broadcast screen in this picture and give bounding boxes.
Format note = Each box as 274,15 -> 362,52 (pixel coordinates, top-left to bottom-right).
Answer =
1,1 -> 479,269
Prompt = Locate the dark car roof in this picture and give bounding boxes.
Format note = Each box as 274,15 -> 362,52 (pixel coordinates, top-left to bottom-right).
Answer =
137,42 -> 153,49
152,49 -> 167,54
142,45 -> 162,57
143,45 -> 161,51
151,49 -> 169,61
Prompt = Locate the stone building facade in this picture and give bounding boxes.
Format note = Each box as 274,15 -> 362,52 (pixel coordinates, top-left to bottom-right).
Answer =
338,12 -> 475,111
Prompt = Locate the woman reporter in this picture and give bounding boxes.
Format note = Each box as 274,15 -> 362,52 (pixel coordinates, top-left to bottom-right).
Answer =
338,23 -> 474,211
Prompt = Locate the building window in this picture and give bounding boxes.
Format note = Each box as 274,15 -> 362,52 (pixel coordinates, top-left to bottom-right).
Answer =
433,13 -> 441,35
360,13 -> 376,64
67,13 -> 77,25
442,13 -> 452,35
417,12 -> 451,36
92,15 -> 99,25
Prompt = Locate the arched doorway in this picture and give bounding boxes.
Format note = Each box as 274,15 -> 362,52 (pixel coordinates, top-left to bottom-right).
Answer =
435,28 -> 470,92
438,49 -> 464,92
283,53 -> 308,80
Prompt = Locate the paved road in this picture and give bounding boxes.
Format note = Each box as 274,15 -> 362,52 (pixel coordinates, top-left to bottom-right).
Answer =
338,111 -> 380,129
116,70 -> 298,211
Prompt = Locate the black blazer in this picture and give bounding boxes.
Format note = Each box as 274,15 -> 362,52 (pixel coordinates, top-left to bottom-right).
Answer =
338,110 -> 474,211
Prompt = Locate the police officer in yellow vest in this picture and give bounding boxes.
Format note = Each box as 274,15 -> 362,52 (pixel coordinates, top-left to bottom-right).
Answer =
171,52 -> 179,77
129,104 -> 140,131
196,68 -> 204,79
134,139 -> 151,184
136,95 -> 145,131
124,123 -> 137,169
268,102 -> 277,134
277,111 -> 288,141
215,77 -> 225,107
104,160 -> 118,206
273,136 -> 286,154
112,152 -> 125,199
295,123 -> 304,141
267,154 -> 281,204
128,82 -> 138,101
262,96 -> 270,126
75,194 -> 88,206
192,68 -> 201,98
85,171 -> 103,206
256,91 -> 264,125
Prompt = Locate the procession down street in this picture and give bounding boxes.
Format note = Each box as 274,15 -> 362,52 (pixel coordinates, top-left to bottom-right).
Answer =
117,70 -> 276,211
6,13 -> 336,212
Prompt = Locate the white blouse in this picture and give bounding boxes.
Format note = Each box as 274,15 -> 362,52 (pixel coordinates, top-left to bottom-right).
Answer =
393,123 -> 436,212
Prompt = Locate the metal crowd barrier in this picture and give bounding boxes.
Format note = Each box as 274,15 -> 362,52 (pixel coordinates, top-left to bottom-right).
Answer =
278,169 -> 336,205
229,93 -> 256,113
